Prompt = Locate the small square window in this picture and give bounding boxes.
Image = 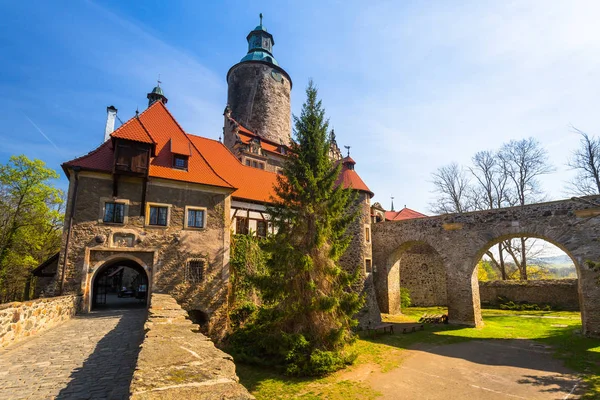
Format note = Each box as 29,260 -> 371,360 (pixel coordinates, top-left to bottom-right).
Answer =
149,206 -> 168,226
173,155 -> 188,170
245,160 -> 251,166
185,259 -> 205,283
187,209 -> 205,228
103,202 -> 125,223
365,259 -> 373,273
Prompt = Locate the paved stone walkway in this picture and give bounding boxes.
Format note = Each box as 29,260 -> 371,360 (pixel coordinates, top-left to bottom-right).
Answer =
0,307 -> 147,400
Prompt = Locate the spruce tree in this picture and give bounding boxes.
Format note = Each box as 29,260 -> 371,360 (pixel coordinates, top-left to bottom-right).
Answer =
229,81 -> 363,376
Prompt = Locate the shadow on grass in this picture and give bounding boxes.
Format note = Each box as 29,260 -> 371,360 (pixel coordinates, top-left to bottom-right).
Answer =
358,315 -> 599,399
233,311 -> 600,399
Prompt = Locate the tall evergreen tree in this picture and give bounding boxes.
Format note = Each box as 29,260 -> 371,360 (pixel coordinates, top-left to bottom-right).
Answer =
229,81 -> 363,376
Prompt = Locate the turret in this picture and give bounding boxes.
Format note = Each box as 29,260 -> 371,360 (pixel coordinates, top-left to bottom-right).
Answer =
226,14 -> 292,145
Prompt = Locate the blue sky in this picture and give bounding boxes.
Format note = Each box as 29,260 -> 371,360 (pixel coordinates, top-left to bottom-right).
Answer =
2,1 -> 600,213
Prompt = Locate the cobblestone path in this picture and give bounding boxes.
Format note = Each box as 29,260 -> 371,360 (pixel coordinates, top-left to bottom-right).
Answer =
0,307 -> 147,400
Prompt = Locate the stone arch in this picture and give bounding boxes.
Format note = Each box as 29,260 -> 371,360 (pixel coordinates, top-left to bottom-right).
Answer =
375,239 -> 446,314
86,254 -> 152,312
453,231 -> 585,331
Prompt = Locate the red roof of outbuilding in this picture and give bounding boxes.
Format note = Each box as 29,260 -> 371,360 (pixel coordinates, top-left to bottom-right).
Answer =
385,208 -> 427,221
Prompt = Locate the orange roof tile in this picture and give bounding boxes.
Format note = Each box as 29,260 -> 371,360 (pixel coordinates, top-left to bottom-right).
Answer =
385,208 -> 427,221
63,101 -> 233,190
110,116 -> 153,144
170,138 -> 191,156
187,134 -> 279,203
237,128 -> 284,154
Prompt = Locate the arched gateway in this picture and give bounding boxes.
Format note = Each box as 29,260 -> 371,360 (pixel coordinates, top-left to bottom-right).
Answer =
372,196 -> 600,337
83,253 -> 154,313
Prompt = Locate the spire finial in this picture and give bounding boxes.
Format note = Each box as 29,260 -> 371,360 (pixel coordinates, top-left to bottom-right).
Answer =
157,74 -> 161,87
344,145 -> 351,157
259,13 -> 263,26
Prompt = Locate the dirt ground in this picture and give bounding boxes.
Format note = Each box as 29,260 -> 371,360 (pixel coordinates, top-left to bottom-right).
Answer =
343,340 -> 584,399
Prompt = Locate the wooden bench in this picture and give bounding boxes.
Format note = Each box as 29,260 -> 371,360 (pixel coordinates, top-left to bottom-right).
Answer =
367,323 -> 394,337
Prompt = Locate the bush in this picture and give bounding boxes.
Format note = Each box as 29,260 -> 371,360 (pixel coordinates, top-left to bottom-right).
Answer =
497,296 -> 552,311
400,287 -> 411,308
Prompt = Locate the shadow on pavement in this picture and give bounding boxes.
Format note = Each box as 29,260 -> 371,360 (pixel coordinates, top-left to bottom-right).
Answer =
55,308 -> 147,400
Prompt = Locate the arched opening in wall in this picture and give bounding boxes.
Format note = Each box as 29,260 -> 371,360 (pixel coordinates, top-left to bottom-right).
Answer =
474,235 -> 580,313
383,241 -> 446,314
91,259 -> 149,310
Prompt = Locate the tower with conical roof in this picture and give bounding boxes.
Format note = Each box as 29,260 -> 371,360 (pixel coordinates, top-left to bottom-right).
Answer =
225,14 -> 292,146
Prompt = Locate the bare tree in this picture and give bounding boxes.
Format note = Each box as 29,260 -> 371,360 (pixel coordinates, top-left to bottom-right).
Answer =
469,150 -> 513,279
430,162 -> 472,214
567,127 -> 600,195
498,138 -> 554,279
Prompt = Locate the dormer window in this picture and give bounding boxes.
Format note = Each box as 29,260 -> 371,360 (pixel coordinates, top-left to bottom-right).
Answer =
173,155 -> 188,170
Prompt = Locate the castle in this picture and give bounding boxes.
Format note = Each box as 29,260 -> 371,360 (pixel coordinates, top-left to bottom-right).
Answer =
34,18 -> 381,339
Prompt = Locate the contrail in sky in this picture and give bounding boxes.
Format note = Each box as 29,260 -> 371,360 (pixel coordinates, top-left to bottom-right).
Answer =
23,114 -> 61,152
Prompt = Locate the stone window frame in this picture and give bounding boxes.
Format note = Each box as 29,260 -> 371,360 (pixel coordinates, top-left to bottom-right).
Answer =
98,197 -> 130,225
365,258 -> 373,274
365,224 -> 371,243
145,202 -> 172,228
184,206 -> 207,230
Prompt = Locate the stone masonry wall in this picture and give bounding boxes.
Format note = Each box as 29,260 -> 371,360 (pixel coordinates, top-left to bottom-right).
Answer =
399,243 -> 447,307
130,294 -> 254,399
0,295 -> 80,348
479,279 -> 579,310
227,62 -> 291,144
57,172 -> 232,341
340,192 -> 381,327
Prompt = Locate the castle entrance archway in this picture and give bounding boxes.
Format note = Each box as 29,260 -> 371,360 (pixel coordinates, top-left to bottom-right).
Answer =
91,258 -> 149,310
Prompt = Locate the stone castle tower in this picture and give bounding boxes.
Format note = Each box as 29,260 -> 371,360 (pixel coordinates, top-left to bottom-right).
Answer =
225,15 -> 292,145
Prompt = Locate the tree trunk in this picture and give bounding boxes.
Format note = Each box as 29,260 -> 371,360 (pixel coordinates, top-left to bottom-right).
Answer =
520,237 -> 528,280
498,243 -> 507,280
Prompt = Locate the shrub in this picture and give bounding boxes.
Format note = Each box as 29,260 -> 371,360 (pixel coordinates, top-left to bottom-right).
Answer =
400,287 -> 411,308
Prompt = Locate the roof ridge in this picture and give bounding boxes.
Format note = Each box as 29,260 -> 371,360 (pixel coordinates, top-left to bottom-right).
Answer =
109,103 -> 158,142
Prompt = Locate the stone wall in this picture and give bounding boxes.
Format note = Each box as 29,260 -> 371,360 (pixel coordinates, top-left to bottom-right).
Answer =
399,242 -> 447,307
339,192 -> 381,327
226,61 -> 291,144
479,279 -> 579,310
57,172 -> 232,341
130,294 -> 254,399
372,196 -> 600,336
0,295 -> 80,348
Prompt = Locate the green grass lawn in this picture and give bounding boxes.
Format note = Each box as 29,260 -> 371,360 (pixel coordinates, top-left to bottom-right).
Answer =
235,307 -> 600,399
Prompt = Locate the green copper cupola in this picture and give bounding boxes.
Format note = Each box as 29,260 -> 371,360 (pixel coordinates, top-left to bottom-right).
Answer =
241,13 -> 279,66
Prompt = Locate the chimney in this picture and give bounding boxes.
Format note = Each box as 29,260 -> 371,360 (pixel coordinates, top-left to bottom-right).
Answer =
104,105 -> 118,142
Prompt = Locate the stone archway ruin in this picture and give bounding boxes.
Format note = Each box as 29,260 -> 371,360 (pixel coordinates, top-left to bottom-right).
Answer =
372,196 -> 600,336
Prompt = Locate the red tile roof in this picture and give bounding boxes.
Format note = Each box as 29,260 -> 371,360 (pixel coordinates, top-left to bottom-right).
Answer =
110,116 -> 154,144
187,134 -> 279,203
237,130 -> 283,154
63,101 -> 375,204
385,208 -> 427,221
336,156 -> 373,197
64,101 -> 233,190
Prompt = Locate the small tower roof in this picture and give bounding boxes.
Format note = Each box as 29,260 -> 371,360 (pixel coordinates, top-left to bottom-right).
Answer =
241,14 -> 279,66
147,80 -> 168,107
